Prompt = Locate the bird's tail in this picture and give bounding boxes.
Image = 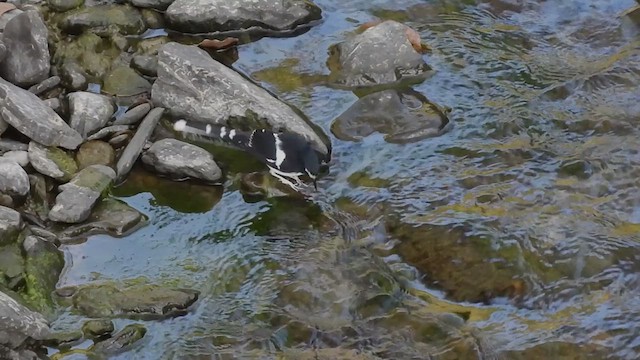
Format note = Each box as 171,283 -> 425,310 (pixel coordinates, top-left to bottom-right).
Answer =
172,119 -> 252,150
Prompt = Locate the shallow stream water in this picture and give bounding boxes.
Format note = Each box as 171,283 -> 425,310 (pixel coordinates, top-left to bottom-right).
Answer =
54,0 -> 640,358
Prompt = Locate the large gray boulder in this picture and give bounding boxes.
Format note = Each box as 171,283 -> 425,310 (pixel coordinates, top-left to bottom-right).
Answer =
329,20 -> 431,88
0,290 -> 50,349
49,165 -> 116,223
151,42 -> 330,156
142,138 -> 221,182
68,92 -> 115,139
0,78 -> 83,150
166,0 -> 321,35
0,161 -> 29,197
0,10 -> 50,87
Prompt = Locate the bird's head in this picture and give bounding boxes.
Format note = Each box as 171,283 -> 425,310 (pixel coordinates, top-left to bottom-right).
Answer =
301,146 -> 321,190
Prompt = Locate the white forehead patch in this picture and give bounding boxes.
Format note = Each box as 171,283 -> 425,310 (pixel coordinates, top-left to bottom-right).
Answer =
229,129 -> 236,139
206,124 -> 212,133
220,126 -> 227,138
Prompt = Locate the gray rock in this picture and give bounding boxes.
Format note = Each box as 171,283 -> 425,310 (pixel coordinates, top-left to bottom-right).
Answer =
131,0 -> 174,10
43,98 -> 61,112
0,78 -> 83,149
0,161 -> 29,197
61,5 -> 146,36
102,66 -> 151,97
332,89 -> 451,143
49,165 -> 116,223
131,55 -> 157,77
0,8 -> 21,32
0,42 -> 6,64
113,103 -> 151,126
1,151 -> 29,168
48,0 -> 84,12
166,0 -> 321,35
28,142 -> 78,181
76,140 -> 115,169
0,290 -> 50,349
115,107 -> 163,183
27,76 -> 61,96
0,140 -> 27,152
82,319 -> 114,339
57,198 -> 146,243
0,206 -> 22,246
109,134 -> 130,149
0,117 -> 7,136
87,125 -> 131,140
329,20 -> 431,88
0,10 -> 50,87
23,235 -> 64,316
60,61 -> 87,91
151,43 -> 330,156
68,92 -> 115,138
142,138 -> 221,182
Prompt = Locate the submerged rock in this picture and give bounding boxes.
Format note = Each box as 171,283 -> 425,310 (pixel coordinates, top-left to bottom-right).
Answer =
90,324 -> 146,354
0,290 -> 50,349
328,21 -> 431,88
152,43 -> 330,157
76,140 -> 115,169
0,160 -> 30,197
332,89 -> 451,143
23,235 -> 64,315
61,5 -> 146,36
166,0 -> 321,35
60,61 -> 88,91
0,78 -> 82,150
102,66 -> 152,97
70,282 -> 199,319
0,10 -> 50,87
49,165 -> 116,223
142,138 -> 222,182
28,142 -> 78,181
115,107 -> 163,183
68,92 -> 115,138
57,198 -> 146,242
0,206 -> 22,246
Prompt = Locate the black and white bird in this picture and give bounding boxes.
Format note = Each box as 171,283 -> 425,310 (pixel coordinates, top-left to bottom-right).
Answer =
173,119 -> 326,190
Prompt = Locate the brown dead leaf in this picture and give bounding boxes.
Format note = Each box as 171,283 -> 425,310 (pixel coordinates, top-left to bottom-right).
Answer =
0,3 -> 16,18
198,38 -> 239,51
357,20 -> 383,33
405,27 -> 430,53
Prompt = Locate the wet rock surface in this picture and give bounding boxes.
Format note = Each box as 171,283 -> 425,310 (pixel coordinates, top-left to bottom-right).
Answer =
328,20 -> 430,88
90,324 -> 146,354
61,5 -> 146,36
115,107 -> 163,182
113,102 -> 151,126
0,206 -> 22,245
75,140 -> 115,169
142,138 -> 222,182
0,78 -> 82,149
49,165 -> 116,223
0,11 -> 50,87
131,0 -> 174,11
69,282 -> 199,319
82,319 -> 114,339
68,92 -> 115,139
102,66 -> 152,97
23,235 -> 65,315
332,89 -> 451,143
152,42 -> 330,156
166,0 -> 322,35
57,198 -> 146,242
0,290 -> 50,348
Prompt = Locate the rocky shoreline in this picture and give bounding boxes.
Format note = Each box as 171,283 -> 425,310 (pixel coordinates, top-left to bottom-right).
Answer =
0,0 -> 451,358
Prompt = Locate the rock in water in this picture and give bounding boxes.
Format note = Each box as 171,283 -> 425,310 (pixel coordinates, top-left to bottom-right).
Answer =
76,140 -> 115,169
151,43 -> 330,156
90,324 -> 146,354
0,290 -> 50,349
49,165 -> 116,223
0,206 -> 22,246
131,0 -> 174,11
68,92 -> 115,138
328,20 -> 431,88
166,0 -> 321,35
0,161 -> 29,197
115,108 -> 163,183
23,235 -> 65,315
0,78 -> 82,150
61,5 -> 146,36
142,139 -> 221,182
0,10 -> 50,87
331,89 -> 451,143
